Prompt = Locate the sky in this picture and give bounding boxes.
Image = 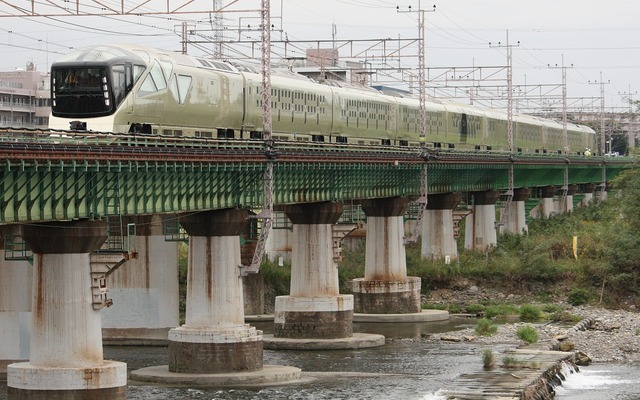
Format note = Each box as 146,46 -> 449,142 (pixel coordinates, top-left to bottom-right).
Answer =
1,0 -> 639,112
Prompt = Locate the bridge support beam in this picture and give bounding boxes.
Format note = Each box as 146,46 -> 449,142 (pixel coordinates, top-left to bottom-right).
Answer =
102,214 -> 179,342
0,225 -> 32,377
501,188 -> 531,235
168,209 -> 262,373
465,190 -> 500,252
352,197 -> 420,314
421,193 -> 461,261
8,220 -> 127,400
275,202 -> 354,338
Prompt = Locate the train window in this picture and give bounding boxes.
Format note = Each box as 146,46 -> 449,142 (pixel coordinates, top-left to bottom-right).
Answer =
169,74 -> 192,105
434,142 -> 442,148
250,131 -> 262,139
174,130 -> 183,137
159,60 -> 173,82
138,61 -> 166,95
485,146 -> 491,150
381,139 -> 391,146
475,145 -> 481,150
336,136 -> 347,144
448,143 -> 455,149
312,135 -> 325,142
398,140 -> 408,147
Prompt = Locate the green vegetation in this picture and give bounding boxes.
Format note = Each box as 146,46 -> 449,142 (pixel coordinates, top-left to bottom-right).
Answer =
516,325 -> 539,343
567,288 -> 590,306
518,304 -> 542,321
475,318 -> 498,336
331,164 -> 640,309
501,355 -> 539,369
501,355 -> 521,368
482,349 -> 496,369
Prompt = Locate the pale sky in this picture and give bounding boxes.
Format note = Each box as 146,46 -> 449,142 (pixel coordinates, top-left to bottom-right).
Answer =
1,0 -> 638,111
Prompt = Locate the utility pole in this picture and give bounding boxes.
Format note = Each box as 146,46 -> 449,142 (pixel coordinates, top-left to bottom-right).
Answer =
212,0 -> 224,59
397,2 -> 436,244
619,85 -> 637,151
588,72 -> 610,157
548,56 -> 573,212
241,0 -> 273,275
588,73 -> 610,198
490,31 -> 519,227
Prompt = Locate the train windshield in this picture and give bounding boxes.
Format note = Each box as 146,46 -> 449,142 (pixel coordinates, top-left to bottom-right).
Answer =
51,66 -> 119,117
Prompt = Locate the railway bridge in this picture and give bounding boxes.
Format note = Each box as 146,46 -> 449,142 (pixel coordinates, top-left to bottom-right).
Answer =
0,128 -> 629,398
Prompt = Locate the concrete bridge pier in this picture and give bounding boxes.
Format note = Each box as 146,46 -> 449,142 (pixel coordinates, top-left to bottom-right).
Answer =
565,184 -> 578,213
0,225 -> 32,379
266,202 -> 384,349
131,209 -> 301,386
579,183 -> 597,206
352,197 -> 448,323
102,214 -> 179,344
421,193 -> 461,261
540,185 -> 557,217
8,220 -> 127,400
353,197 -> 419,312
465,190 -> 500,251
501,188 -> 531,235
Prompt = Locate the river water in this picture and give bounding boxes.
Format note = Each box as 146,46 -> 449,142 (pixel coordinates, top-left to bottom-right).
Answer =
2,318 -> 639,399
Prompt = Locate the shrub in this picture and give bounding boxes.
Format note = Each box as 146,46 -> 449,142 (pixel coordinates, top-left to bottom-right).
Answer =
482,349 -> 495,369
501,355 -> 520,368
542,304 -> 564,314
475,318 -> 498,336
519,304 -> 542,321
567,288 -> 590,306
549,311 -> 582,323
465,304 -> 486,315
485,304 -> 519,319
517,324 -> 539,343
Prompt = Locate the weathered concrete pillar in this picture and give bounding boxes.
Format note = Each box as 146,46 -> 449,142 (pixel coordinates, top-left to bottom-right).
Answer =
168,209 -> 262,373
421,193 -> 460,260
265,210 -> 293,262
597,183 -> 608,202
565,184 -> 578,213
501,188 -> 531,235
580,183 -> 597,206
8,220 -> 126,400
352,197 -> 420,314
102,214 -> 179,339
275,202 -> 354,338
540,185 -> 556,217
0,225 -> 32,374
465,190 -> 500,251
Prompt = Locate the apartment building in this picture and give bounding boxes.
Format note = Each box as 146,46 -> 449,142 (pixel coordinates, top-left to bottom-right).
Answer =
0,62 -> 51,129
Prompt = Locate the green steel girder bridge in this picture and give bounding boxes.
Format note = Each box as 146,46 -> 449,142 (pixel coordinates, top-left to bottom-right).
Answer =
0,128 -> 629,224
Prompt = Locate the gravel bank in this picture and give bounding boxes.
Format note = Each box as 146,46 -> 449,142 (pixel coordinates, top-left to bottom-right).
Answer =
426,305 -> 640,363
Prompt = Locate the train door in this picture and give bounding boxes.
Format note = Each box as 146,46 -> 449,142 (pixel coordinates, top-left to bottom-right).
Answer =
460,113 -> 468,143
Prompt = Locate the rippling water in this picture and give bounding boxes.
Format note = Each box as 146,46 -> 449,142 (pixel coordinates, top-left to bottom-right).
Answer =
2,318 -> 640,400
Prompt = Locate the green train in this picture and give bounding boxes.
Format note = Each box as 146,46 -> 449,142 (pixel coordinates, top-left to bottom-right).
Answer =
49,44 -> 595,154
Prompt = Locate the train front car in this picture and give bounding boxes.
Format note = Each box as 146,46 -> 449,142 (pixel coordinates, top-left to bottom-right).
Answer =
49,45 -> 147,132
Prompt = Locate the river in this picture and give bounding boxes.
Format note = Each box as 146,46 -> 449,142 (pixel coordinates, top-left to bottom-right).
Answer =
2,318 -> 639,399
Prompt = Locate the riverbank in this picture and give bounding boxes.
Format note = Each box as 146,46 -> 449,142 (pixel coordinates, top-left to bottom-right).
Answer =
424,305 -> 640,364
